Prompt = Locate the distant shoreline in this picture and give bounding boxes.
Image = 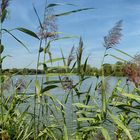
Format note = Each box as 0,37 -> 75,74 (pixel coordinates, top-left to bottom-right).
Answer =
3,61 -> 126,77
2,68 -> 125,77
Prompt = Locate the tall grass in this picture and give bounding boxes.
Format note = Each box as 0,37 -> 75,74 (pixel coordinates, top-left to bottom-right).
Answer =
1,0 -> 140,140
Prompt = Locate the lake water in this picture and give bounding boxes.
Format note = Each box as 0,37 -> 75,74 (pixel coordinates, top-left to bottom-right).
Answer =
5,75 -> 132,137
11,75 -> 128,95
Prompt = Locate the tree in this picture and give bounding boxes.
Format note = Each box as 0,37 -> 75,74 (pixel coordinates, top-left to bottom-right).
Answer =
102,63 -> 113,76
113,61 -> 124,76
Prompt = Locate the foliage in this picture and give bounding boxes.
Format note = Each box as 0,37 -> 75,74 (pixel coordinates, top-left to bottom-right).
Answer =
2,61 -> 126,76
0,0 -> 140,140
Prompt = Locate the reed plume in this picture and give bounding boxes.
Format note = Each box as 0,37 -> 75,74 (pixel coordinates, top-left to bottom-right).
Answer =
0,0 -> 9,17
60,76 -> 73,91
15,78 -> 26,92
38,7 -> 58,40
104,20 -> 123,49
123,54 -> 140,87
1,0 -> 9,11
77,37 -> 84,74
67,46 -> 75,66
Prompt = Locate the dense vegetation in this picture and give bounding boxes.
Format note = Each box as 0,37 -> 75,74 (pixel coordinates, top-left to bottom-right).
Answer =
0,0 -> 140,140
3,61 -> 125,76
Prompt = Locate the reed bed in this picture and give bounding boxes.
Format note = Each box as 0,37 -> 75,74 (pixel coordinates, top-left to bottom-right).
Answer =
0,0 -> 140,140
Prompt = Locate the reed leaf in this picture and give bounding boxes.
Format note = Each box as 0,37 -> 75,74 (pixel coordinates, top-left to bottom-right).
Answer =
44,41 -> 51,54
2,29 -> 30,52
113,48 -> 134,59
1,55 -> 12,63
46,73 -> 75,77
100,127 -> 111,140
109,54 -> 126,62
33,5 -> 43,29
44,92 -> 65,108
70,61 -> 77,73
53,36 -> 79,41
77,117 -> 96,122
73,103 -> 96,109
54,8 -> 93,17
83,56 -> 89,72
46,58 -> 64,63
16,27 -> 39,39
63,124 -> 68,140
0,44 -> 4,54
37,128 -> 57,140
42,85 -> 58,93
44,80 -> 61,85
60,48 -> 67,67
117,87 -> 140,101
35,80 -> 41,103
109,112 -> 133,140
1,9 -> 7,23
20,127 -> 33,140
47,3 -> 76,8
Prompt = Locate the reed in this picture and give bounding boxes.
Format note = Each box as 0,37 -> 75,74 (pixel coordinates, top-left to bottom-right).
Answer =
1,0 -> 140,140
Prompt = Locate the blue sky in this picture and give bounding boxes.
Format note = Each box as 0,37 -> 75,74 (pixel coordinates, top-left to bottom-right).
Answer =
2,0 -> 140,69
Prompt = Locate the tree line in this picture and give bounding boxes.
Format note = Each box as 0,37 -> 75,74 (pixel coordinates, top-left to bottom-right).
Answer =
3,61 -> 125,76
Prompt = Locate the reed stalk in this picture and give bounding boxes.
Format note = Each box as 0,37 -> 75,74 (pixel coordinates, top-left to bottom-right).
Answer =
101,48 -> 107,118
0,16 -> 3,129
